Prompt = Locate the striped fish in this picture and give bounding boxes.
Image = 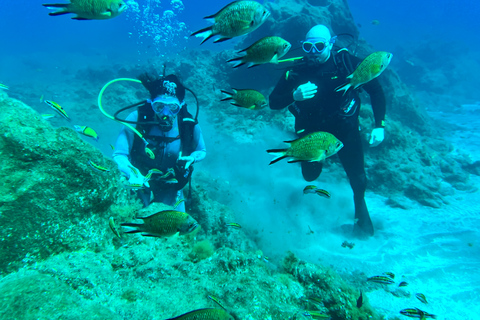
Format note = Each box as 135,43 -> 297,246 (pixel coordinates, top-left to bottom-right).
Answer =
44,100 -> 71,121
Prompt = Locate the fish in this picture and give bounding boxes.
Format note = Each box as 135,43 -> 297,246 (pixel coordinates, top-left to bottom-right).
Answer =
208,295 -> 226,310
44,100 -> 71,121
303,185 -> 331,198
0,83 -> 9,90
41,114 -> 55,119
226,222 -> 241,229
415,293 -> 428,304
371,19 -> 380,25
123,183 -> 145,190
367,275 -> 395,284
267,131 -> 343,165
121,210 -> 199,238
383,272 -> 395,279
39,94 -> 44,102
399,308 -> 436,319
335,51 -> 393,94
341,241 -> 355,249
109,144 -> 115,151
303,311 -> 330,319
190,1 -> 270,44
307,297 -> 323,305
109,217 -> 121,239
128,165 -> 139,178
227,36 -> 291,68
88,160 -> 110,172
74,125 -> 99,141
221,89 -> 267,110
398,281 -> 409,287
165,308 -> 234,320
43,0 -> 127,20
356,290 -> 363,308
173,199 -> 185,209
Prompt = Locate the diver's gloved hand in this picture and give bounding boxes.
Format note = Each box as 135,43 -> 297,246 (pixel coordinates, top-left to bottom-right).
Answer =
293,81 -> 318,101
177,155 -> 195,170
369,128 -> 385,147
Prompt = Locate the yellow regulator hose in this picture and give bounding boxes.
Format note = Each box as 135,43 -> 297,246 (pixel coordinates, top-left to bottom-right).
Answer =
98,78 -> 155,159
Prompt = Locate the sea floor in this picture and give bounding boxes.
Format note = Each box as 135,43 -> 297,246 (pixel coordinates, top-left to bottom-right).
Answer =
287,107 -> 480,320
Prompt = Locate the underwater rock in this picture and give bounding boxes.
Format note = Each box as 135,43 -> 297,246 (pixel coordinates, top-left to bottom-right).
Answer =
0,93 -> 133,274
0,270 -> 120,320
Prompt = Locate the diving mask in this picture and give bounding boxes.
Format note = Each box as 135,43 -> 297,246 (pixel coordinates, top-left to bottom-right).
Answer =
302,37 -> 336,54
151,95 -> 182,116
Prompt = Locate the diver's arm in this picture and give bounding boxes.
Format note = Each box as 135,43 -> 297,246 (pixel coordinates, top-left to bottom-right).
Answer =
363,78 -> 386,127
269,71 -> 296,110
113,111 -> 138,177
189,124 -> 206,163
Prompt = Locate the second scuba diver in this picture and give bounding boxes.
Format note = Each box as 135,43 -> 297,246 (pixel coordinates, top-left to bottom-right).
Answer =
269,25 -> 387,238
113,72 -> 206,211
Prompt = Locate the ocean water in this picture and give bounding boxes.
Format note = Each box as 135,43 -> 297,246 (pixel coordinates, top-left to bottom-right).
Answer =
1,1 -> 480,319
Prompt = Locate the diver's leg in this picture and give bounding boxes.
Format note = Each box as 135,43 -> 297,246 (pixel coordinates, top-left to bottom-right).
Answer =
338,128 -> 374,237
301,161 -> 323,182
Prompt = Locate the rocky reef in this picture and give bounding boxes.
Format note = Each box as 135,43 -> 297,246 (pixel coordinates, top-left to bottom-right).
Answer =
0,91 -> 381,319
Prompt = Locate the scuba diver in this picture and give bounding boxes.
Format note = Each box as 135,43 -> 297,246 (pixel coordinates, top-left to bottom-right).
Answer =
269,25 -> 386,238
112,72 -> 206,211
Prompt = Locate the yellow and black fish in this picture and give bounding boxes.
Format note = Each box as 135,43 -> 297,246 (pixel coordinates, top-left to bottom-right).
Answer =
398,281 -> 409,287
400,308 -> 436,319
303,185 -> 331,198
415,293 -> 428,304
121,210 -> 199,238
367,275 -> 395,285
383,272 -> 395,279
0,83 -> 8,90
267,131 -> 343,165
109,217 -> 121,239
226,222 -> 241,229
43,0 -> 127,20
303,311 -> 329,319
74,125 -> 99,141
191,1 -> 270,44
44,100 -> 71,121
221,88 -> 267,110
88,160 -> 110,172
165,308 -> 234,320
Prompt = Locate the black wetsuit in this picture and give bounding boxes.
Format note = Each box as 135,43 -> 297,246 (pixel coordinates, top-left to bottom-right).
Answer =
269,50 -> 386,236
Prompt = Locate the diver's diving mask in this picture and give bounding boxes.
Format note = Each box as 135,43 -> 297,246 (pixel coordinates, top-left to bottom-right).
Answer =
302,37 -> 336,54
151,95 -> 182,116
148,95 -> 183,131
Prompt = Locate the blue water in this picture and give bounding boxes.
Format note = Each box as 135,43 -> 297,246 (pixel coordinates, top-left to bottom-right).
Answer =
1,1 -> 480,319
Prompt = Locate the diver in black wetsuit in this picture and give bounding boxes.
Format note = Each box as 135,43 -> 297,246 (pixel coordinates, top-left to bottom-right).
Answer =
269,25 -> 386,237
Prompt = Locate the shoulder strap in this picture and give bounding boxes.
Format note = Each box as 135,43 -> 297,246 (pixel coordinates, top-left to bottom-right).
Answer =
334,48 -> 356,75
177,106 -> 198,156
